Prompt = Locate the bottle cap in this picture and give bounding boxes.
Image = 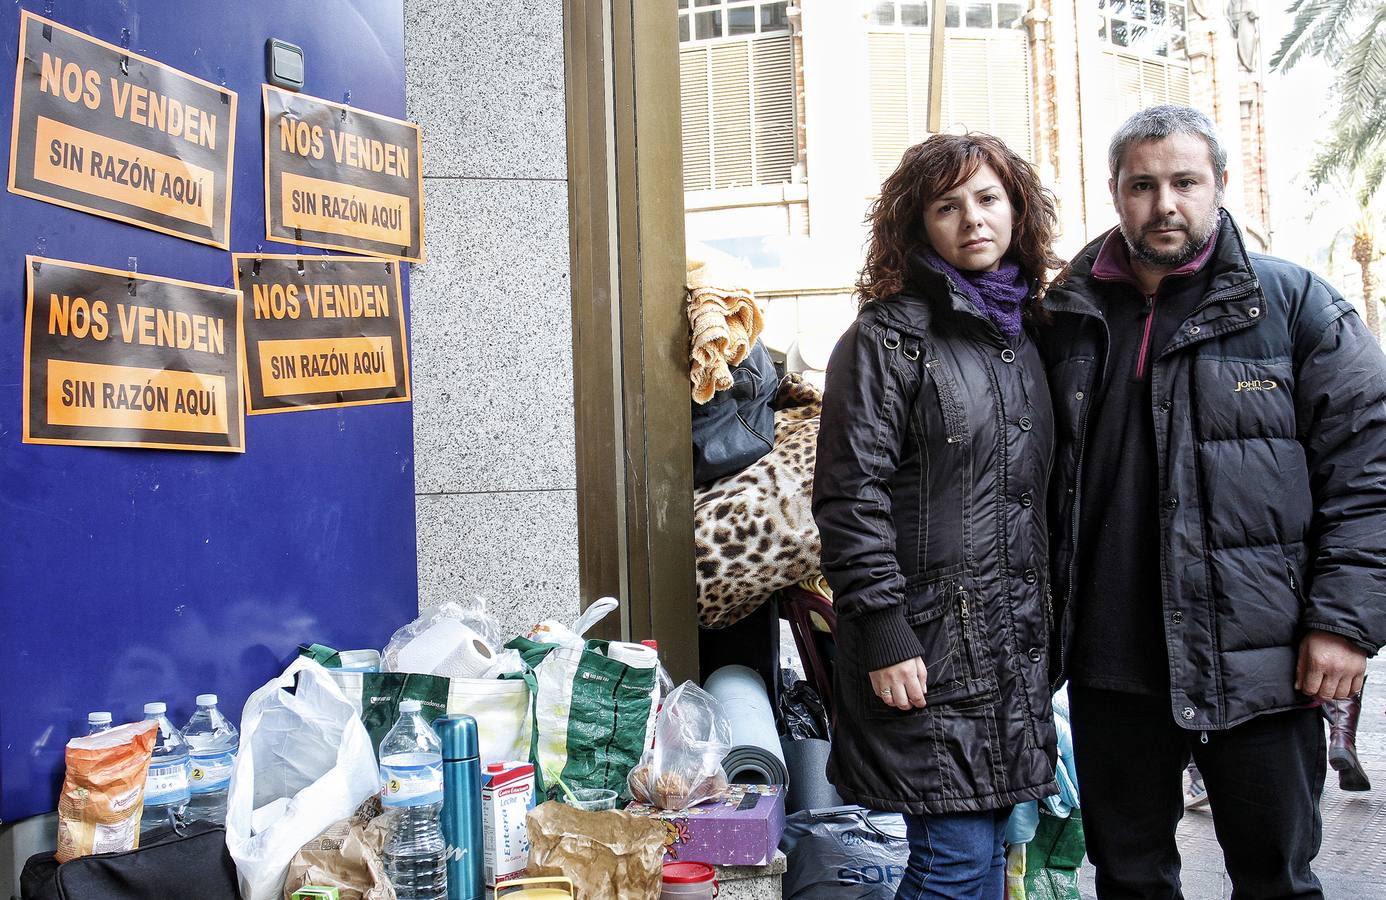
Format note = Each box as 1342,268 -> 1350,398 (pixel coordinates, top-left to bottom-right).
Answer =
640,639 -> 659,650
87,711 -> 112,724
486,763 -> 504,773
433,714 -> 480,761
196,693 -> 218,706
144,701 -> 166,715
399,699 -> 422,713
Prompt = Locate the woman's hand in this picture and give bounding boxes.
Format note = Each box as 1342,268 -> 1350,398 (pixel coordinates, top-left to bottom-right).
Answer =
869,657 -> 928,711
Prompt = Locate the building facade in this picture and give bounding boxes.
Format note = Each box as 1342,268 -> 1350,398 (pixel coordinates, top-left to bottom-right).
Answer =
679,0 -> 1273,365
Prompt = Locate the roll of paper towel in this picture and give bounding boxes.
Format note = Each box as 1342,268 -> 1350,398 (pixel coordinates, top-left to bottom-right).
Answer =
608,641 -> 659,669
397,619 -> 496,678
705,665 -> 789,786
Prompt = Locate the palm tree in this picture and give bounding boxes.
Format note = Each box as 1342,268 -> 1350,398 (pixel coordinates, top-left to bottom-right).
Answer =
1314,172 -> 1386,340
1272,0 -> 1386,180
1274,0 -> 1386,339
1350,205 -> 1385,338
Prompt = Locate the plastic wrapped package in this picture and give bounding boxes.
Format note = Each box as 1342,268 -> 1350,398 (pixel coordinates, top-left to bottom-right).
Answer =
627,683 -> 732,811
382,598 -> 523,678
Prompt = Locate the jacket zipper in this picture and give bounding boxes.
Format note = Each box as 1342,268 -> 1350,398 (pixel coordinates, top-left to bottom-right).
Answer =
957,587 -> 982,678
1135,293 -> 1156,379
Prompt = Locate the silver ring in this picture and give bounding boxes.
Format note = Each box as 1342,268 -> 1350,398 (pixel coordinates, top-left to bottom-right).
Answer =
880,688 -> 892,697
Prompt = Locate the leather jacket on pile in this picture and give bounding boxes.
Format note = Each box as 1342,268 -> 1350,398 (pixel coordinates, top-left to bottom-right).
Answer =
1040,212 -> 1386,730
813,255 -> 1059,815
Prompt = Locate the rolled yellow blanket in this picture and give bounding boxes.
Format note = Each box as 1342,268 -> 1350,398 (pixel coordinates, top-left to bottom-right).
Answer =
686,250 -> 763,404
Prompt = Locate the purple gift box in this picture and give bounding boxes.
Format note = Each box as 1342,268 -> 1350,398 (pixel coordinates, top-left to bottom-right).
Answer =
625,784 -> 786,867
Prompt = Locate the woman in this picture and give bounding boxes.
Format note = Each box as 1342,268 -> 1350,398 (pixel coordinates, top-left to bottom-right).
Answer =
812,133 -> 1061,898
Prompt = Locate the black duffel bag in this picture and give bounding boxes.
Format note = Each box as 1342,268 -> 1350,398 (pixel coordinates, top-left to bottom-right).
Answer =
20,821 -> 238,900
692,340 -> 778,487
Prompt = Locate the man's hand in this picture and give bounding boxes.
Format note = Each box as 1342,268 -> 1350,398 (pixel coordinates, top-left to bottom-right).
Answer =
869,657 -> 928,711
1296,630 -> 1368,701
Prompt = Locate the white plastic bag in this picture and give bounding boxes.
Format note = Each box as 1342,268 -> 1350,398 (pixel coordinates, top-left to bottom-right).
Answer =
383,598 -> 523,678
627,682 -> 732,810
226,656 -> 381,900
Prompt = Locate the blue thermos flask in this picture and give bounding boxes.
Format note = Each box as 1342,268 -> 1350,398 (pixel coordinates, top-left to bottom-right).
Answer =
433,714 -> 484,900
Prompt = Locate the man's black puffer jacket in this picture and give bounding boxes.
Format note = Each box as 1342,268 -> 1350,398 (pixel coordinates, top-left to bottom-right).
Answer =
1039,212 -> 1386,731
813,255 -> 1059,815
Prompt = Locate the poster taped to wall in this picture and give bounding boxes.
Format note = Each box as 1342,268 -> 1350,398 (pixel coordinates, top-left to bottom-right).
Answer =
232,254 -> 412,413
7,11 -> 237,248
23,256 -> 246,452
262,85 -> 425,262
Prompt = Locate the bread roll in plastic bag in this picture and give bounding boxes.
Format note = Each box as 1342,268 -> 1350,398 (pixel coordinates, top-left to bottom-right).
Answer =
56,720 -> 158,862
626,682 -> 731,810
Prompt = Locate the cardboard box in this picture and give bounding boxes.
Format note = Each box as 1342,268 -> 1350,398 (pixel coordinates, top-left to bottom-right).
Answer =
482,761 -> 535,887
625,783 -> 786,866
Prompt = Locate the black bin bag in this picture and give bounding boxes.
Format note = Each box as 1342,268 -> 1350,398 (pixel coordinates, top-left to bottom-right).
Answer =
781,805 -> 910,899
20,821 -> 239,900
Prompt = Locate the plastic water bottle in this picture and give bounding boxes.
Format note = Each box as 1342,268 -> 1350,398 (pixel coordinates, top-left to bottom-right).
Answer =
182,694 -> 239,825
380,699 -> 447,900
86,711 -> 113,735
140,701 -> 190,835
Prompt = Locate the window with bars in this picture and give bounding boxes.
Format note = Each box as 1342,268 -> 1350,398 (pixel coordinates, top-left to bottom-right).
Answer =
679,3 -> 797,192
866,11 -> 1034,184
870,0 -> 1027,29
680,36 -> 797,191
1093,0 -> 1191,121
1100,51 -> 1191,112
1096,0 -> 1189,60
679,0 -> 791,43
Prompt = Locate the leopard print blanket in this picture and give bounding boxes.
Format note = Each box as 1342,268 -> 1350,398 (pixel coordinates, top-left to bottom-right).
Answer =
695,374 -> 823,629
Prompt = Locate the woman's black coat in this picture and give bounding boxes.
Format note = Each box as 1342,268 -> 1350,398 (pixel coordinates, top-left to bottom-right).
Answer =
812,256 -> 1059,814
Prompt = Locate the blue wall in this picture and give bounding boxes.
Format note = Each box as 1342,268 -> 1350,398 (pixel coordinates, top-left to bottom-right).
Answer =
0,0 -> 418,821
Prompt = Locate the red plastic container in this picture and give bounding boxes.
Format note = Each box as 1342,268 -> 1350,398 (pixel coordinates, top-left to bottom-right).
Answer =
661,861 -> 719,899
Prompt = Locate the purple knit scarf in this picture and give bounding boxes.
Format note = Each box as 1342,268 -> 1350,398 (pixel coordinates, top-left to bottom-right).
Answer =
924,251 -> 1029,339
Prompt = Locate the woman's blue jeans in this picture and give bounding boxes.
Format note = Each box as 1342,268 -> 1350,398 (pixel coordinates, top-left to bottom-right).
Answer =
894,807 -> 1011,900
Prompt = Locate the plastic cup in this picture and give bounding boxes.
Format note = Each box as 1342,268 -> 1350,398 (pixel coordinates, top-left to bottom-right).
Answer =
562,788 -> 618,811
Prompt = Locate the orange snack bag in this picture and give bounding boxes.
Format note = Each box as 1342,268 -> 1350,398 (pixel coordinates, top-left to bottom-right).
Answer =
56,720 -> 158,863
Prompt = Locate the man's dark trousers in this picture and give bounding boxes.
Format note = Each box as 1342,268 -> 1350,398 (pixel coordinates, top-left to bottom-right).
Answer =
1070,687 -> 1326,899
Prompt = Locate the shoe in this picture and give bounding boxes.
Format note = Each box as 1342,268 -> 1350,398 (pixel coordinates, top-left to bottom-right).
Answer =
1325,691 -> 1372,792
1183,765 -> 1211,809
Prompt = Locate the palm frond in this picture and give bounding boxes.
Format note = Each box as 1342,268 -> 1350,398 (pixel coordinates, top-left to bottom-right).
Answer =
1273,0 -> 1377,70
1359,149 -> 1386,205
1338,5 -> 1386,122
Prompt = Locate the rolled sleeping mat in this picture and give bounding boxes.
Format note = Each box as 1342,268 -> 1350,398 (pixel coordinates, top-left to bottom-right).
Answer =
704,665 -> 789,786
780,737 -> 840,814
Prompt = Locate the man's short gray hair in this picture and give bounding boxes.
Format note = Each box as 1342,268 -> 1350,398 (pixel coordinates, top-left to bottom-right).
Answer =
1108,105 -> 1228,183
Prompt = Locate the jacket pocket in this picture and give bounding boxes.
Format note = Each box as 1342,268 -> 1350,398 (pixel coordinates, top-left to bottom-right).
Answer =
925,358 -> 969,444
861,572 -> 998,720
1283,556 -> 1307,610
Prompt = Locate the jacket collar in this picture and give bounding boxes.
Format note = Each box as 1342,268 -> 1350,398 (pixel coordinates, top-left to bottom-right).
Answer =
1089,219 -> 1219,290
871,251 -> 1035,340
1044,210 -> 1259,319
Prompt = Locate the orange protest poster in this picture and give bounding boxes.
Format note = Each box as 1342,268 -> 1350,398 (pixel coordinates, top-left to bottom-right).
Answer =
8,11 -> 236,248
262,85 -> 424,261
232,254 -> 411,413
23,256 -> 245,452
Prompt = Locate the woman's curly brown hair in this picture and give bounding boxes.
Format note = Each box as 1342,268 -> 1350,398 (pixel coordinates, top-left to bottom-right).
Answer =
856,133 -> 1061,307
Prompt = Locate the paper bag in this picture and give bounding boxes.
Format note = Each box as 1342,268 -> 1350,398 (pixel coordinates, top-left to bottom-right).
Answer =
525,802 -> 666,900
282,798 -> 395,900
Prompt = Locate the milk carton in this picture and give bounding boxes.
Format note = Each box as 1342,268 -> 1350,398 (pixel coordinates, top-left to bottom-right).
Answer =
481,761 -> 535,887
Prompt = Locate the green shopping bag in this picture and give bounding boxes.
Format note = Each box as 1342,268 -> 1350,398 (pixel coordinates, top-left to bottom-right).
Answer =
1024,809 -> 1086,900
507,635 -> 658,798
358,672 -> 450,756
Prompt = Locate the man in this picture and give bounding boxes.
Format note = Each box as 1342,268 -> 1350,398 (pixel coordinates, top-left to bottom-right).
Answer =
1040,104 -> 1386,897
